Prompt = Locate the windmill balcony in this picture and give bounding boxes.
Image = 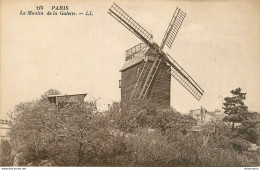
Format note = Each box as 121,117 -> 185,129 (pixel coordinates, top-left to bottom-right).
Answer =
125,43 -> 147,61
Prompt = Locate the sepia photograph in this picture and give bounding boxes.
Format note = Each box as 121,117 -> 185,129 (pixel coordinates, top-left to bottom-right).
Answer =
0,0 -> 260,167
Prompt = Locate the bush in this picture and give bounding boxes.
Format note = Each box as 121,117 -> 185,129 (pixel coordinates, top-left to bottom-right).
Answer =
0,139 -> 13,166
239,112 -> 260,144
6,94 -> 260,166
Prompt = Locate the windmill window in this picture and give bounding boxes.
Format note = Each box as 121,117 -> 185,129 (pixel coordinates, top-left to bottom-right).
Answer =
119,80 -> 121,88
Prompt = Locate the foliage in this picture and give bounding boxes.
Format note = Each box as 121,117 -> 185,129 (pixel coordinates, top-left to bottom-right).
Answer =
223,88 -> 248,130
239,112 -> 260,144
4,89 -> 260,166
111,100 -> 196,134
222,88 -> 260,144
9,91 -> 116,166
0,139 -> 12,166
41,89 -> 61,98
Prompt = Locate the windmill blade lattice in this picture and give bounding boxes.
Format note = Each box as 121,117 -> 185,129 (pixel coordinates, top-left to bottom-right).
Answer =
166,53 -> 204,100
108,3 -> 153,47
161,7 -> 186,50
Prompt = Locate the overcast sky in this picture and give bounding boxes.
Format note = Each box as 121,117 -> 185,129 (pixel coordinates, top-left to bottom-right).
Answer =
1,0 -> 260,116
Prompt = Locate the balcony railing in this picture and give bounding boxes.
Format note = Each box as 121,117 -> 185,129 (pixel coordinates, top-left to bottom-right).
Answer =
125,43 -> 147,61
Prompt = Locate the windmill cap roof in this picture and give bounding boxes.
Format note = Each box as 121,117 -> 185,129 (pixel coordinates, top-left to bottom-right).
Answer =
120,46 -> 160,72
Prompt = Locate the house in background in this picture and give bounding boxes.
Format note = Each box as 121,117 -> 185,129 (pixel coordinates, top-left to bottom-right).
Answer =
189,108 -> 224,124
189,108 -> 222,133
47,93 -> 87,108
207,109 -> 225,122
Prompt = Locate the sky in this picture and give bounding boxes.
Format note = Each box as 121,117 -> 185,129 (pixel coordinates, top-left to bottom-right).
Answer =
1,0 -> 260,117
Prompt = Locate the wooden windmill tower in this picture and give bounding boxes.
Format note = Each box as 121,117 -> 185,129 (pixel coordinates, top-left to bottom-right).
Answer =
108,3 -> 204,107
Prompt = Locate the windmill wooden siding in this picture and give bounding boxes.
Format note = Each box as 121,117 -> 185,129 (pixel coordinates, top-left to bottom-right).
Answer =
148,60 -> 171,107
120,45 -> 171,107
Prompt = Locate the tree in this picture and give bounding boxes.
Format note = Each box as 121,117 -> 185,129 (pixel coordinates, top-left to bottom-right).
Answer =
223,88 -> 248,131
41,89 -> 61,98
239,112 -> 260,144
7,89 -> 260,166
9,89 -> 115,166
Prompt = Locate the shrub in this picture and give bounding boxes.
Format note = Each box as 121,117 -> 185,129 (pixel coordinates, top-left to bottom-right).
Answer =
0,139 -> 13,166
6,93 -> 260,166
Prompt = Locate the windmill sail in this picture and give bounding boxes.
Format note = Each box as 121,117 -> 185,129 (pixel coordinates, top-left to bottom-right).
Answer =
160,7 -> 186,50
108,3 -> 153,48
108,3 -> 204,102
166,53 -> 204,100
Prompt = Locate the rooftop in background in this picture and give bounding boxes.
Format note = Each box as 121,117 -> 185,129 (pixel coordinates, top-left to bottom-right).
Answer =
47,93 -> 88,97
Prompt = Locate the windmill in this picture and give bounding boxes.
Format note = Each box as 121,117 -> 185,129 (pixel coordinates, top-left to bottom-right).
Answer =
108,3 -> 204,107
